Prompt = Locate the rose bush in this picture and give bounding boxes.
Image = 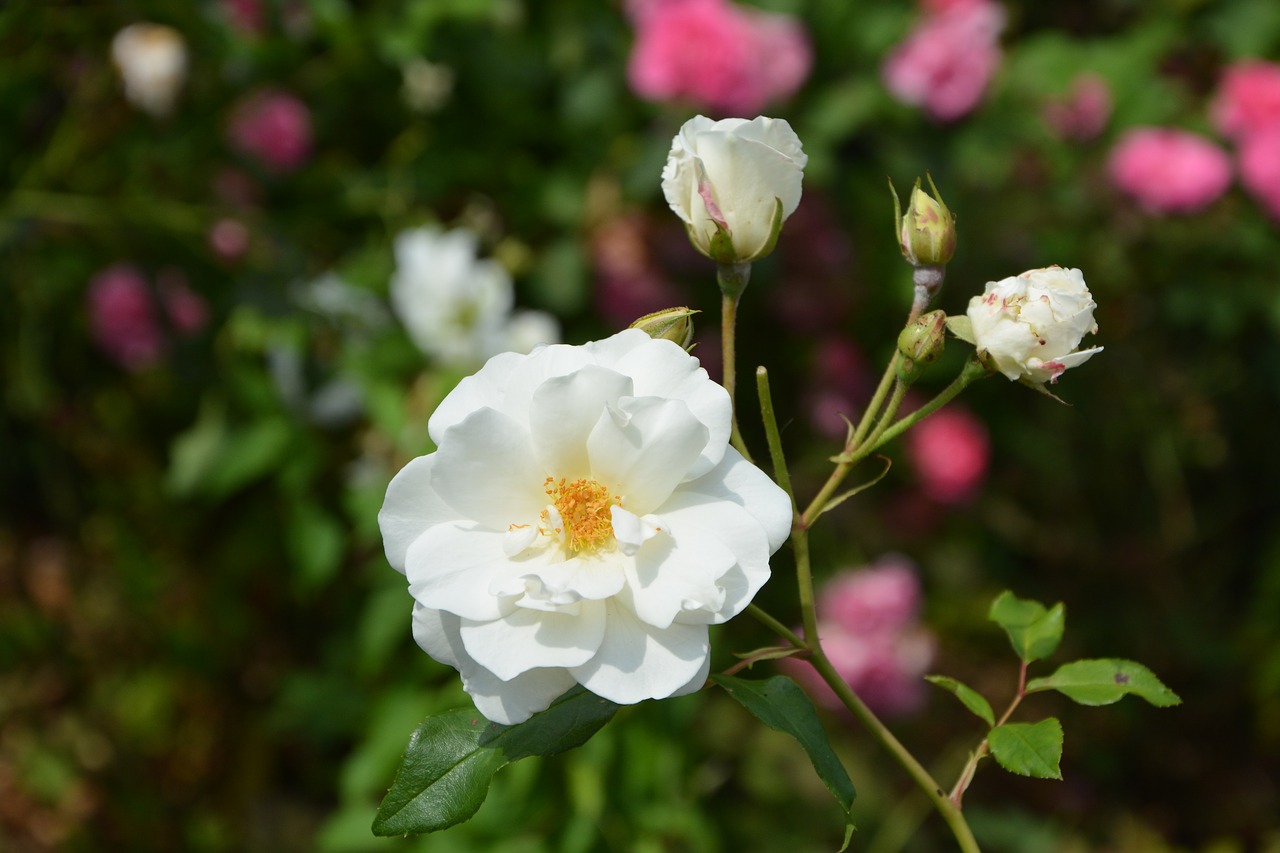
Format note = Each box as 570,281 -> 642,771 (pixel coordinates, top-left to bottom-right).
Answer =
378,328 -> 791,724
661,115 -> 806,263
948,266 -> 1102,385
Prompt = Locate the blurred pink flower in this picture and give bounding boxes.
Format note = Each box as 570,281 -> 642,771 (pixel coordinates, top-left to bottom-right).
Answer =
1210,60 -> 1280,141
882,0 -> 1005,122
87,265 -> 166,370
627,0 -> 811,115
780,557 -> 935,717
221,0 -> 264,34
591,213 -> 688,327
1239,125 -> 1280,220
1108,127 -> 1232,214
158,271 -> 210,336
1043,73 -> 1112,142
906,406 -> 989,504
803,338 -> 873,441
228,89 -> 312,173
208,218 -> 250,261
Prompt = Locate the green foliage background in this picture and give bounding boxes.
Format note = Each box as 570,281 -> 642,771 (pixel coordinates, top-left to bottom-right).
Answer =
3,0 -> 1280,850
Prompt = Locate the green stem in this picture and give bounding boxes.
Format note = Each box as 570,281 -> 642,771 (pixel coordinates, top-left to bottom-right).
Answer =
806,647 -> 981,852
865,358 -> 986,456
717,263 -> 753,462
746,604 -> 805,649
949,660 -> 1028,808
755,366 -> 795,506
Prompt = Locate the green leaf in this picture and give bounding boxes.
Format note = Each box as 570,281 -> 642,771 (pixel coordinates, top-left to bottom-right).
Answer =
988,719 -> 1063,780
988,591 -> 1065,663
925,675 -> 995,726
372,686 -> 618,836
1026,659 -> 1182,707
712,674 -> 857,843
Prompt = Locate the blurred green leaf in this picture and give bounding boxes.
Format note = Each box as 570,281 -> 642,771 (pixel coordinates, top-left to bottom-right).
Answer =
925,675 -> 995,727
988,591 -> 1065,663
287,501 -> 345,593
1026,659 -> 1182,707
988,719 -> 1063,780
712,675 -> 856,848
372,686 -> 618,836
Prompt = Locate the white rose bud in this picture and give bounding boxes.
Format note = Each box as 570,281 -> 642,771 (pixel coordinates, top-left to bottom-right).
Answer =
661,115 -> 807,264
947,266 -> 1103,385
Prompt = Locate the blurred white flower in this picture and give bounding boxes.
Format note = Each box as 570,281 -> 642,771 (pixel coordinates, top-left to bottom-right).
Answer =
390,226 -> 515,365
948,266 -> 1102,384
402,59 -> 455,113
378,328 -> 791,724
661,115 -> 806,263
503,310 -> 560,356
111,23 -> 188,117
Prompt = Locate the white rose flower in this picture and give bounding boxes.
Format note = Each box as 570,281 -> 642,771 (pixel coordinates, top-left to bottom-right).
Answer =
390,226 -> 515,365
949,266 -> 1103,384
379,329 -> 792,724
661,115 -> 807,263
111,23 -> 188,117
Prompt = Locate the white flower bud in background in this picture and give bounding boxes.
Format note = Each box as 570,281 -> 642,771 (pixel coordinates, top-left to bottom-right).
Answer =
947,266 -> 1103,385
111,23 -> 188,117
661,115 -> 806,264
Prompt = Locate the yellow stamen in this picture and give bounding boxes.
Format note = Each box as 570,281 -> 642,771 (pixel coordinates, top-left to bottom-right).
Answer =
541,476 -> 620,554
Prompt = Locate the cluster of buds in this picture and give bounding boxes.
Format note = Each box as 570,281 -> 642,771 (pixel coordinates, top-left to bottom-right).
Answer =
891,174 -> 957,314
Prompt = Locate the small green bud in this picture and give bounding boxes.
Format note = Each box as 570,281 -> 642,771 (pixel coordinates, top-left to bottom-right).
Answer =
896,309 -> 947,383
891,174 -> 957,268
629,307 -> 698,349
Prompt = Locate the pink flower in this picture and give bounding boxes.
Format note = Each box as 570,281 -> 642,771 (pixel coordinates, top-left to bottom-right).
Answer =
882,0 -> 1005,122
780,558 -> 935,717
157,270 -> 210,336
1043,73 -> 1112,142
1239,124 -> 1280,220
591,213 -> 688,327
906,406 -> 989,504
208,217 -> 250,261
1210,60 -> 1280,142
819,557 -> 922,635
627,0 -> 811,116
87,265 -> 166,370
228,89 -> 312,173
1108,127 -> 1232,215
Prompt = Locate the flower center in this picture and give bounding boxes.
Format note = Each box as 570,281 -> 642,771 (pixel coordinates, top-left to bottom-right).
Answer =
542,476 -> 620,554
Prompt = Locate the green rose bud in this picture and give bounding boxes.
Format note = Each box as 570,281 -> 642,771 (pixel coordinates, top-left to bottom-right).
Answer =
629,306 -> 698,350
891,174 -> 957,268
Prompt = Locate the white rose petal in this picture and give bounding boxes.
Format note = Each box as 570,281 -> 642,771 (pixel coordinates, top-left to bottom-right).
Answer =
661,115 -> 807,263
960,266 -> 1103,384
380,328 -> 792,723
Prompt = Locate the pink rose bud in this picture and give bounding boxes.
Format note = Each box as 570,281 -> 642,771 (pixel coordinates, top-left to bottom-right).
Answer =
882,0 -> 1005,122
228,89 -> 313,173
1210,60 -> 1280,142
1108,127 -> 1232,215
87,264 -> 167,370
1238,124 -> 1280,221
906,406 -> 989,504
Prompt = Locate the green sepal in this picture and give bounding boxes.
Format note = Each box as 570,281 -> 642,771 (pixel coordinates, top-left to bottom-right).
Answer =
1026,658 -> 1181,707
988,591 -> 1065,663
944,314 -> 975,344
987,719 -> 1064,780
